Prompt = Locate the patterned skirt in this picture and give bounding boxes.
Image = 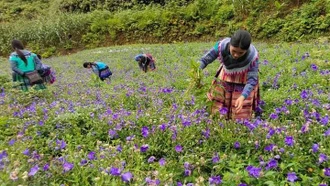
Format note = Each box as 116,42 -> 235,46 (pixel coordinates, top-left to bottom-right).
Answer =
207,79 -> 260,120
12,72 -> 46,91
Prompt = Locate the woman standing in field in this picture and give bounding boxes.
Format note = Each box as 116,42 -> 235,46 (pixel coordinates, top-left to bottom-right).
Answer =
134,54 -> 156,73
199,30 -> 260,120
9,40 -> 46,91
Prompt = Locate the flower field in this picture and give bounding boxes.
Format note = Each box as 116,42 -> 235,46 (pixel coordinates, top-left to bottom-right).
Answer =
0,41 -> 329,185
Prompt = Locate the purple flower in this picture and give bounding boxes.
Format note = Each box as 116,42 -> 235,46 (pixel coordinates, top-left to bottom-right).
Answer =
80,159 -> 88,166
116,145 -> 122,152
319,184 -> 328,186
209,175 -> 222,185
219,107 -> 228,115
141,126 -> 149,138
319,153 -> 328,164
320,116 -> 329,125
159,124 -> 167,131
300,90 -> 309,99
269,113 -> 278,120
8,139 -> 15,146
0,150 -> 8,160
246,165 -> 262,178
285,136 -> 294,146
325,128 -> 330,136
175,145 -> 183,153
28,165 -> 39,176
110,167 -> 121,176
265,159 -> 278,170
159,158 -> 166,166
284,99 -> 293,105
87,151 -> 96,160
23,148 -> 30,156
324,168 -> 330,177
63,162 -> 74,173
41,163 -> 49,171
121,172 -> 133,183
148,156 -> 156,163
287,172 -> 298,182
310,64 -> 318,71
239,184 -> 248,186
184,162 -> 191,169
126,135 -> 135,141
140,144 -> 149,153
212,153 -> 220,164
234,141 -> 241,149
202,128 -> 210,139
264,144 -> 275,152
145,177 -> 160,185
301,123 -> 310,133
184,169 -> 191,176
312,144 -> 319,153
108,129 -> 118,139
56,139 -> 66,150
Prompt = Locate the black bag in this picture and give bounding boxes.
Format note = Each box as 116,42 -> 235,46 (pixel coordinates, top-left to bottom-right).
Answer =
25,71 -> 43,85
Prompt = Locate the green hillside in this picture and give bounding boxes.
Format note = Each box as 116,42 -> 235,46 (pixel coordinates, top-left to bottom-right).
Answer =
1,0 -> 330,57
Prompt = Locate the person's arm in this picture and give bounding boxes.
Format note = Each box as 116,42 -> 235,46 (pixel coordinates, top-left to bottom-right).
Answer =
241,60 -> 259,99
10,59 -> 24,75
199,41 -> 220,69
33,55 -> 42,70
92,64 -> 100,75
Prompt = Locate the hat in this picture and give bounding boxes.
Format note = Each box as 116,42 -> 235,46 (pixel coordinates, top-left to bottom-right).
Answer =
134,54 -> 144,61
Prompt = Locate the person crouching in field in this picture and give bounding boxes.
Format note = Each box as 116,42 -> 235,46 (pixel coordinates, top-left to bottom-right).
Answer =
199,30 -> 261,120
36,54 -> 56,84
9,39 -> 46,91
83,61 -> 112,82
134,54 -> 156,73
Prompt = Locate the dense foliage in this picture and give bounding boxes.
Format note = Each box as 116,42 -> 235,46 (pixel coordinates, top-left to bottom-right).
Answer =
0,41 -> 329,185
0,0 -> 330,57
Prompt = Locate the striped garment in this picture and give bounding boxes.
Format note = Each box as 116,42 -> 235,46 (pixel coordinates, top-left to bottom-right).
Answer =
12,73 -> 46,92
207,79 -> 260,120
200,38 -> 260,120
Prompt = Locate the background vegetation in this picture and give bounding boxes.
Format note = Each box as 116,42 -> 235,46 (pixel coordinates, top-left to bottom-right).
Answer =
0,0 -> 330,57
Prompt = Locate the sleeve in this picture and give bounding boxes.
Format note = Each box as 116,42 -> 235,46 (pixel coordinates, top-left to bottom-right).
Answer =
199,41 -> 220,69
33,54 -> 42,70
92,65 -> 99,75
241,60 -> 259,99
9,57 -> 24,75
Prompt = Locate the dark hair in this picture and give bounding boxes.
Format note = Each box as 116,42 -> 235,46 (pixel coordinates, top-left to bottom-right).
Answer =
37,54 -> 42,60
11,39 -> 27,65
230,30 -> 252,50
83,62 -> 92,68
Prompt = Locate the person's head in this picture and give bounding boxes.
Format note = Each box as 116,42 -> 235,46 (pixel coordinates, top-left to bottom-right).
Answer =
83,62 -> 93,68
11,39 -> 27,64
135,54 -> 144,62
229,30 -> 251,59
37,54 -> 42,60
11,39 -> 24,50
